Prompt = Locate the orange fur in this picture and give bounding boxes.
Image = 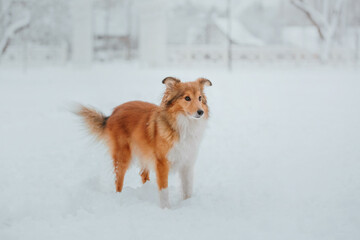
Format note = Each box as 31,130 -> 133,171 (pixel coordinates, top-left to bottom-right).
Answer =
76,77 -> 212,206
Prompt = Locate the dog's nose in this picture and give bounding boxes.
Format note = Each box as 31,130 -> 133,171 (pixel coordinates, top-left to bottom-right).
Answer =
197,110 -> 204,116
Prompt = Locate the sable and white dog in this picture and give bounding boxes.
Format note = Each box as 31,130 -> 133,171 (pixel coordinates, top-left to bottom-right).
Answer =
77,77 -> 212,208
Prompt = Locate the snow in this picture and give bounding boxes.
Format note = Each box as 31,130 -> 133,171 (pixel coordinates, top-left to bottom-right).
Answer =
213,17 -> 265,46
282,26 -> 320,51
0,64 -> 360,239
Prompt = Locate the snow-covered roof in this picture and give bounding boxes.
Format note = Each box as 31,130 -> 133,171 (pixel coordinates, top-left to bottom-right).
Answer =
213,17 -> 264,46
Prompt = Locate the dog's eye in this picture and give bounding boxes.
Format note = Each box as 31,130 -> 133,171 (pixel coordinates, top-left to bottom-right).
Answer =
199,96 -> 202,101
185,96 -> 191,101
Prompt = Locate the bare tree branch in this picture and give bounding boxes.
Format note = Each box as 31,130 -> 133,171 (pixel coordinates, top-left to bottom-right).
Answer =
291,0 -> 346,61
291,0 -> 325,40
0,14 -> 30,55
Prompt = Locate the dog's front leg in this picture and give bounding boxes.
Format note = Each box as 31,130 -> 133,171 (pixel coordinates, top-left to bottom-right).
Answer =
156,158 -> 170,208
180,165 -> 194,200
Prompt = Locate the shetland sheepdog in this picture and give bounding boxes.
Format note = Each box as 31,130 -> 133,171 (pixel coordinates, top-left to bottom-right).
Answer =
76,77 -> 212,208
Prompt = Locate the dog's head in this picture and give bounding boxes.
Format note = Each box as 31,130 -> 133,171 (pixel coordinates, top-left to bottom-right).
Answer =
161,77 -> 212,119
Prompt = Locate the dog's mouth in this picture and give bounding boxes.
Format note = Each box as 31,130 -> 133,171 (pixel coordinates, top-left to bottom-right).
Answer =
187,112 -> 203,119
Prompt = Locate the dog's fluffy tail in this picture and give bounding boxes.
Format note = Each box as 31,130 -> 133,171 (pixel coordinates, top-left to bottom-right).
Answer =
75,105 -> 108,140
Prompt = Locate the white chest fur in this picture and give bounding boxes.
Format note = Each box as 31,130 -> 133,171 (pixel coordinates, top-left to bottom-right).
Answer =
167,114 -> 207,171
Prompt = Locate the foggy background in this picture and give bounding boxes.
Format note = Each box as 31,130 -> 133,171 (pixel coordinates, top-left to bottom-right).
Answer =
1,0 -> 360,68
1,1 -> 360,240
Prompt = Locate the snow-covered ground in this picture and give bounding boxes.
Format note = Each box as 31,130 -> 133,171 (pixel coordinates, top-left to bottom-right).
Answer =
0,64 -> 359,240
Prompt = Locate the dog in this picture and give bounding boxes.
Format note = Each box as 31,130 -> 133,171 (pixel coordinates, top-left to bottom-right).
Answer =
76,77 -> 212,208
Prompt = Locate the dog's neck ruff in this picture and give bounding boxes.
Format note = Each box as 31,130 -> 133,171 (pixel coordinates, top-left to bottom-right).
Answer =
176,114 -> 206,139
167,114 -> 207,170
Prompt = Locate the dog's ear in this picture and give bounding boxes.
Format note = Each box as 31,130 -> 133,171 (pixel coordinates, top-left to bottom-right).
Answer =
162,77 -> 181,88
197,78 -> 212,89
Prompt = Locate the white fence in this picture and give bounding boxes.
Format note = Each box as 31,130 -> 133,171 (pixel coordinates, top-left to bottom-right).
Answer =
1,44 -> 358,67
167,45 -> 358,66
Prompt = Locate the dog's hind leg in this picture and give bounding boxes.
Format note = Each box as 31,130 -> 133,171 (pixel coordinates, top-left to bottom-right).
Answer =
140,168 -> 150,184
112,144 -> 131,192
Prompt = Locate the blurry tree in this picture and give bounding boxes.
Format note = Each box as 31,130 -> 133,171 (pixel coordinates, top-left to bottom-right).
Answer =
291,0 -> 346,61
0,0 -> 30,55
25,0 -> 71,59
226,0 -> 232,71
1,0 -> 71,59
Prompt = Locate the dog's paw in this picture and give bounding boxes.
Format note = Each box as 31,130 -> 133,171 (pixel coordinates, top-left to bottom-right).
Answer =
159,188 -> 170,209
